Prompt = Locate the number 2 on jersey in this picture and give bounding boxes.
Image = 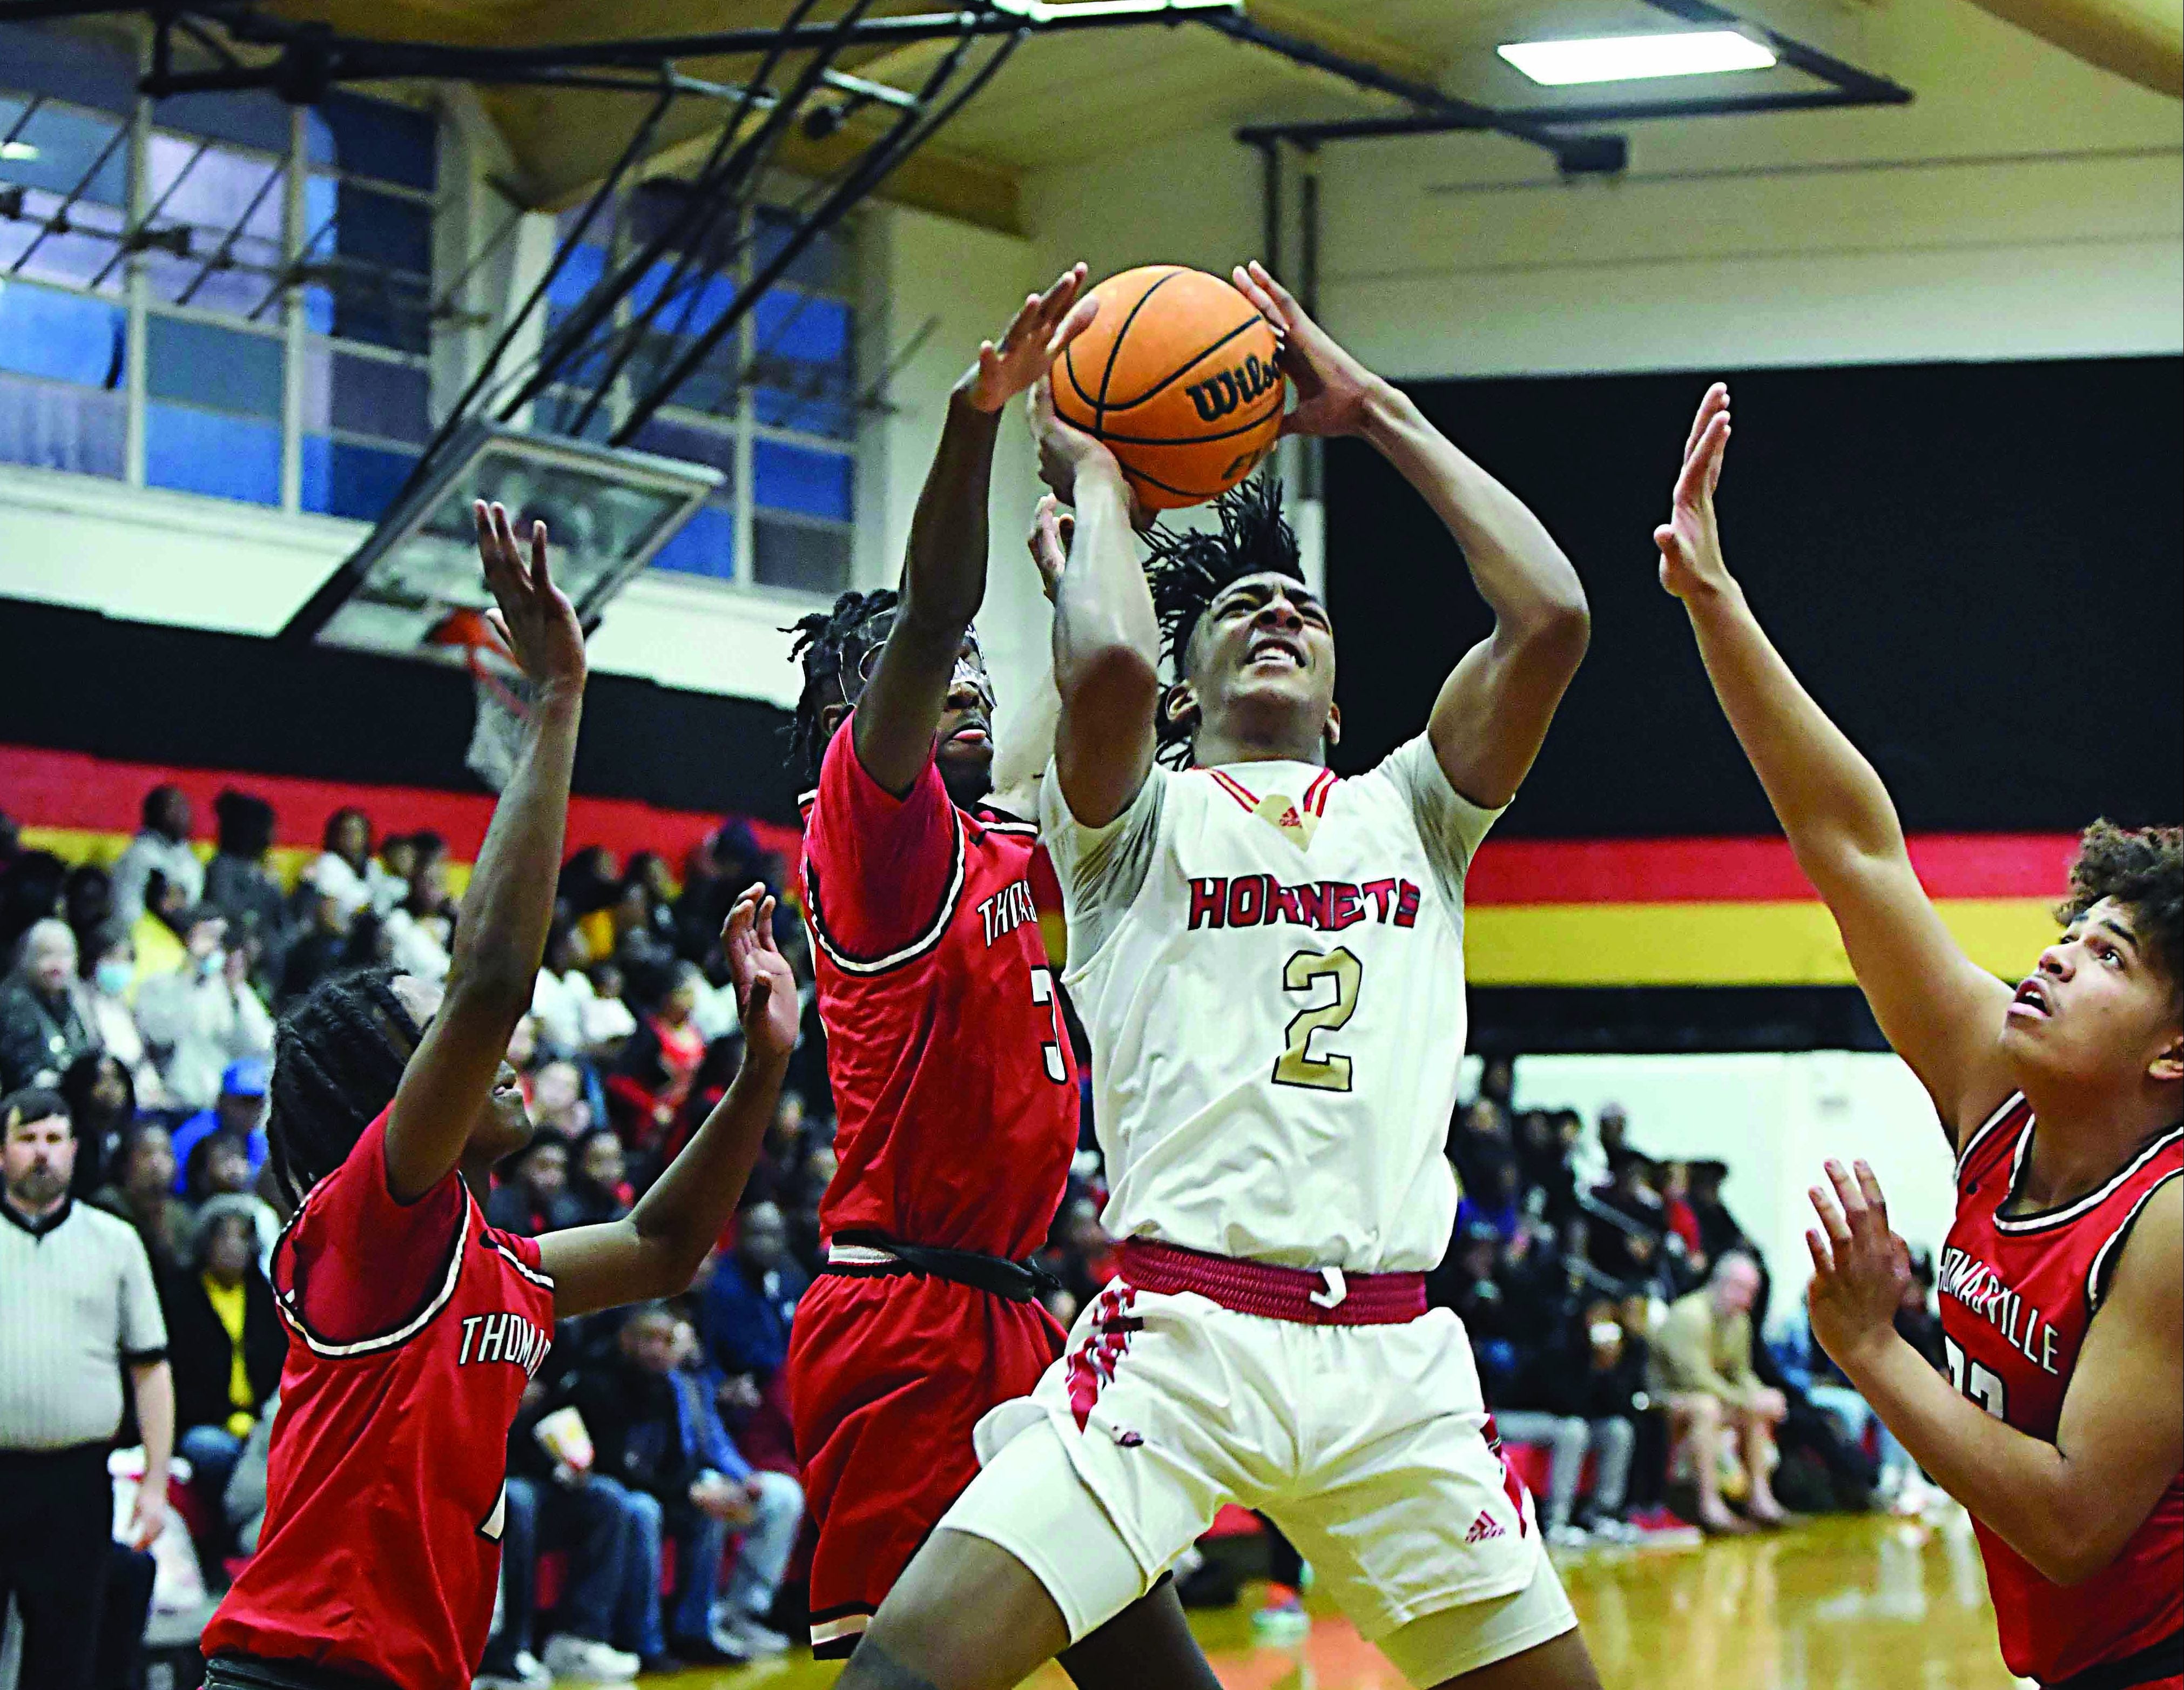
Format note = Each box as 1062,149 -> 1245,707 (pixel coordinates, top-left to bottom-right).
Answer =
1273,947 -> 1362,1092
1030,965 -> 1067,1083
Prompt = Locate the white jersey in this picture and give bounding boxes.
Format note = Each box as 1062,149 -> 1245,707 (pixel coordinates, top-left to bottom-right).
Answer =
1041,738 -> 1501,1274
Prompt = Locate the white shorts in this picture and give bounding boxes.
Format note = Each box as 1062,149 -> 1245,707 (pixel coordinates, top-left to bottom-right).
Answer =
942,1282 -> 1574,1676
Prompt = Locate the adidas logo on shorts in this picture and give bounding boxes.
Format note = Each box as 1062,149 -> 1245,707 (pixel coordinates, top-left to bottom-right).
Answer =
1465,1511 -> 1506,1544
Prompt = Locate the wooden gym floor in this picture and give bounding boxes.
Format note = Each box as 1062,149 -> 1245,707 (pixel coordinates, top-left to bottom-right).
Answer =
637,1511 -> 2023,1690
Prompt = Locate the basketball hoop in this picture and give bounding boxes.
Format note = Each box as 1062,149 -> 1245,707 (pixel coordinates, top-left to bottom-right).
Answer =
430,608 -> 534,793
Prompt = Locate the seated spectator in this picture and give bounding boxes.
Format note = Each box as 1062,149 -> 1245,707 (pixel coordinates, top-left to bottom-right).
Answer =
383,853 -> 455,982
607,962 -> 707,1162
164,1195 -> 283,1515
560,845 -> 625,962
1688,1158 -> 1746,1263
1587,1152 -> 1670,1286
78,924 -> 166,1106
206,790 -> 288,988
277,891 -> 354,1006
1660,1160 -> 1707,1272
1652,1251 -> 1788,1532
0,917 -> 98,1091
1513,1107 -> 1576,1221
376,831 -> 422,911
171,1057 -> 269,1195
489,1136 -> 576,1237
110,783 -> 203,926
581,960 -> 638,1053
1499,1295 -> 1649,1545
556,1305 -> 763,1668
700,1201 -> 806,1389
180,1128 -> 279,1267
91,1119 -> 193,1274
564,1128 -> 634,1227
1455,1155 -> 1526,1244
530,923 -> 591,1058
486,1436 -> 642,1689
300,806 -> 397,926
62,861 -> 114,957
1430,1221 -> 1523,1403
528,1059 -> 592,1140
134,909 -> 275,1110
1794,1248 -> 1945,1514
224,1388 -> 277,1554
59,1050 -> 137,1200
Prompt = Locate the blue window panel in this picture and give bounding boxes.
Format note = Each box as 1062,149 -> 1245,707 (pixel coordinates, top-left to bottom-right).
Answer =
0,102 -> 127,205
146,136 -> 285,247
153,90 -> 290,154
533,390 -> 614,443
330,352 -> 429,444
329,272 -> 431,355
649,501 -> 736,581
308,93 -> 436,192
753,383 -> 854,441
545,241 -> 608,312
303,172 -> 339,235
632,415 -> 737,484
0,285 -> 124,386
146,314 -> 284,418
334,183 -> 432,278
753,512 -> 851,595
0,187 -> 125,292
300,437 -> 416,521
754,439 -> 851,523
630,264 -> 739,337
753,290 -> 849,366
0,369 -> 124,477
752,207 -> 845,292
0,24 -> 139,115
146,403 -> 280,504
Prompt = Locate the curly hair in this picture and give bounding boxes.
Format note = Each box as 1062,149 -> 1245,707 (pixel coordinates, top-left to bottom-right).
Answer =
784,589 -> 899,783
1143,470 -> 1304,767
266,965 -> 422,1209
2058,820 -> 2183,1007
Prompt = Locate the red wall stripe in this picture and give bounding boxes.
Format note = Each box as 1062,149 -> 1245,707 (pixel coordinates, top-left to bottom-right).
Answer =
0,744 -> 803,870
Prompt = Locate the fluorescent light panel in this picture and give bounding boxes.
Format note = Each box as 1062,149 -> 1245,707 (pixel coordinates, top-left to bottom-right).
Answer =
0,141 -> 40,161
1498,30 -> 1777,85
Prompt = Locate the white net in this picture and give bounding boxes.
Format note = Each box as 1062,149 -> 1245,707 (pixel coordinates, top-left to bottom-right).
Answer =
464,650 -> 535,793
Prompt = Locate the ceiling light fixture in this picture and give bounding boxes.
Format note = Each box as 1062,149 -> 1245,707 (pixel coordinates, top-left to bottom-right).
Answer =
1498,31 -> 1778,86
0,141 -> 40,161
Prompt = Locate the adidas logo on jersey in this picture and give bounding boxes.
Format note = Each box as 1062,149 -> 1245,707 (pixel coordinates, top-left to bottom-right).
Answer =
1465,1511 -> 1506,1544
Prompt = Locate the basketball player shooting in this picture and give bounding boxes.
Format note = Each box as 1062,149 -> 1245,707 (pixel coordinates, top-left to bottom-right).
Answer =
1656,383 -> 2181,1690
198,503 -> 801,1690
778,264 -> 1220,1687
833,258 -> 1599,1690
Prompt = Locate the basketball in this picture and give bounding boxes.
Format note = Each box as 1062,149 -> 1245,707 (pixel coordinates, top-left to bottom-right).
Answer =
1054,265 -> 1286,511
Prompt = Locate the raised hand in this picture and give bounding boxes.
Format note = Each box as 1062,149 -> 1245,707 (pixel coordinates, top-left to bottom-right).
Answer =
1654,383 -> 1734,601
1028,494 -> 1074,605
1230,259 -> 1379,439
1027,372 -> 1125,509
474,499 -> 587,697
962,262 -> 1099,414
722,884 -> 798,1066
1804,1159 -> 1914,1372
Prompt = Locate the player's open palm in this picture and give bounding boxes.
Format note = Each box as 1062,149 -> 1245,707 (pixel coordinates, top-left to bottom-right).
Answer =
1654,383 -> 1734,602
724,885 -> 798,1063
1804,1158 -> 1914,1371
1231,259 -> 1374,438
965,262 -> 1098,413
474,499 -> 587,696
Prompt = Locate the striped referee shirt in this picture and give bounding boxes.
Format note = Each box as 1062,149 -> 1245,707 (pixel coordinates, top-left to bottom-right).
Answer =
1,1195 -> 168,1451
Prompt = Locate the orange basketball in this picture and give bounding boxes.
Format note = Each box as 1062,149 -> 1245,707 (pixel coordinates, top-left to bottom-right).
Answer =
1054,265 -> 1285,511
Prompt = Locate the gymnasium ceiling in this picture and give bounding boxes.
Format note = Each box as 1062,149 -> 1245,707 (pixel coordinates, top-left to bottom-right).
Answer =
238,0 -> 2181,232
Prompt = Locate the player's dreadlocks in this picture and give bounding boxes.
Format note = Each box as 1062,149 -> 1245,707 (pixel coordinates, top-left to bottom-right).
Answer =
1143,470 -> 1305,767
2058,820 -> 2184,1011
265,965 -> 422,1209
785,589 -> 899,782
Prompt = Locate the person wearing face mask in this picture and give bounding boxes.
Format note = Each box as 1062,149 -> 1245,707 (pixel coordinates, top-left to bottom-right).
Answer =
78,923 -> 168,1107
0,918 -> 99,1092
133,908 -> 274,1112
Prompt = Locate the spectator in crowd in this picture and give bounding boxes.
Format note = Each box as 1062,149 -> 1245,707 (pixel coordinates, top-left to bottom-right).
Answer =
62,862 -> 114,958
565,1127 -> 635,1227
608,962 -> 707,1163
134,908 -> 275,1110
78,924 -> 166,1106
376,830 -> 422,910
488,1136 -> 576,1237
301,807 -> 390,926
128,869 -> 193,988
0,917 -> 99,1091
1514,1107 -> 1577,1222
278,890 -> 352,1006
1587,1152 -> 1672,1289
560,846 -> 625,961
700,1201 -> 806,1389
1428,1221 -> 1524,1403
615,853 -> 680,961
1499,1295 -> 1649,1546
556,1305 -> 760,1668
531,922 -> 592,1058
528,1058 -> 592,1139
206,790 -> 287,987
110,784 -> 202,927
1659,1160 -> 1707,1270
1794,1248 -> 1945,1514
0,847 -> 65,961
59,1049 -> 137,1199
163,1194 -> 283,1514
1455,1154 -> 1526,1243
91,1119 -> 193,1275
1,1088 -> 172,1689
582,959 -> 638,1053
171,1056 -> 269,1194
385,852 -> 456,982
1653,1250 -> 1789,1532
1687,1159 -> 1746,1263
223,1388 -> 277,1556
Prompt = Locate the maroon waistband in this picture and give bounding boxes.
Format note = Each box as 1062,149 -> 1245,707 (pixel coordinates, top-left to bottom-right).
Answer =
1116,1238 -> 1427,1326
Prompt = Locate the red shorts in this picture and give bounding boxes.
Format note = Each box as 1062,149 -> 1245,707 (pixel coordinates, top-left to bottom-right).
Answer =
786,1269 -> 1064,1657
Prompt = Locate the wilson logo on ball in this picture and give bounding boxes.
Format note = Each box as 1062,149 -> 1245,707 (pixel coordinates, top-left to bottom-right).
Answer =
1184,353 -> 1281,424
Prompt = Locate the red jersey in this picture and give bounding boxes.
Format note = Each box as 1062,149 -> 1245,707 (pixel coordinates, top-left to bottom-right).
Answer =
799,721 -> 1078,1260
1943,1092 -> 2183,1683
203,1111 -> 556,1688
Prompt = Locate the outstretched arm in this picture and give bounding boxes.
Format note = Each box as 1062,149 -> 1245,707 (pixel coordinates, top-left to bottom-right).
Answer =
855,266 -> 1097,797
1807,1161 -> 2183,1585
1657,386 -> 2012,1138
1232,261 -> 1587,810
987,496 -> 1071,822
1032,380 -> 1160,827
384,504 -> 586,1202
542,886 -> 798,1317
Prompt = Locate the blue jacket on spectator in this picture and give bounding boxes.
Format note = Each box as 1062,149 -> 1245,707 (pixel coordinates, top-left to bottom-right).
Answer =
700,1254 -> 807,1383
670,1365 -> 753,1486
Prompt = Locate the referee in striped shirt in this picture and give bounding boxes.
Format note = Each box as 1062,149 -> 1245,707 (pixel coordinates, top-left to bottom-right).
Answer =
1,1087 -> 174,1689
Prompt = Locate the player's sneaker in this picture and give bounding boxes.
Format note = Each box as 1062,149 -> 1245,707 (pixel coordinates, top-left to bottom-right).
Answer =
720,1613 -> 794,1657
541,1633 -> 641,1683
1546,1521 -> 1595,1550
474,1649 -> 553,1690
1252,1583 -> 1311,1644
1584,1514 -> 1643,1546
1623,1506 -> 1704,1548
